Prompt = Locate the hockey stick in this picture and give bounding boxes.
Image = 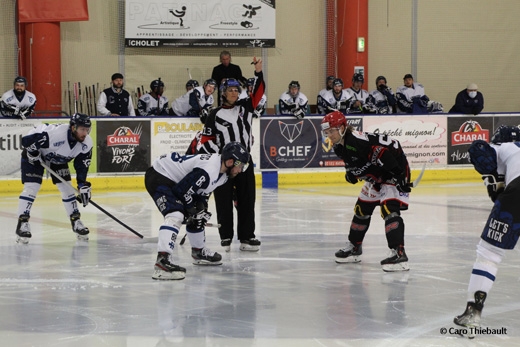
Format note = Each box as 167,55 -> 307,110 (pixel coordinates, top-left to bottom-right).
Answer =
409,162 -> 427,188
39,162 -> 144,239
73,82 -> 79,114
187,68 -> 192,79
179,221 -> 221,245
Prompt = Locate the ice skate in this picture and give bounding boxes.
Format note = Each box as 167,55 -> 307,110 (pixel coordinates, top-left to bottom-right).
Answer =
335,242 -> 362,263
152,252 -> 186,280
221,238 -> 232,252
192,247 -> 222,265
381,245 -> 409,272
70,212 -> 89,241
239,238 -> 261,252
453,291 -> 486,339
15,214 -> 32,244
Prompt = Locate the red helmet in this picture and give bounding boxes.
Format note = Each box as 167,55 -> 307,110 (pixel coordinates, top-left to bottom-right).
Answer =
321,111 -> 347,131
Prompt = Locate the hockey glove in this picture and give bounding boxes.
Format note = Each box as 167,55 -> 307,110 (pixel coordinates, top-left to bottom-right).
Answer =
345,171 -> 358,184
253,109 -> 262,118
189,210 -> 212,230
293,108 -> 305,120
77,181 -> 92,207
200,108 -> 209,124
391,173 -> 411,193
483,174 -> 505,202
26,150 -> 41,165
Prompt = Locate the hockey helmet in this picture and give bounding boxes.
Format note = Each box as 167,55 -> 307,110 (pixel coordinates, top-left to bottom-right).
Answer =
326,75 -> 336,83
186,79 -> 199,89
332,78 -> 344,87
352,73 -> 364,84
70,113 -> 92,129
203,79 -> 217,88
14,76 -> 27,86
247,77 -> 256,87
220,78 -> 242,94
221,142 -> 249,172
288,80 -> 300,90
321,111 -> 347,132
491,125 -> 520,144
376,75 -> 387,85
150,79 -> 164,91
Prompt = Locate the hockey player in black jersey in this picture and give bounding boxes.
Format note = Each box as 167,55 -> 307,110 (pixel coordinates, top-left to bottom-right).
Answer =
145,142 -> 249,280
198,56 -> 265,252
321,111 -> 411,271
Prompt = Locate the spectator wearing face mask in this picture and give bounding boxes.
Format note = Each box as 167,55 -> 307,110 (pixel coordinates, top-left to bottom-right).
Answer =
449,83 -> 484,115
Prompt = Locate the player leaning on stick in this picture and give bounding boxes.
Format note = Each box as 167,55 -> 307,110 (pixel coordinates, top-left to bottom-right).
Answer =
321,111 -> 411,271
453,125 -> 520,337
145,142 -> 250,280
15,113 -> 93,244
197,57 -> 265,252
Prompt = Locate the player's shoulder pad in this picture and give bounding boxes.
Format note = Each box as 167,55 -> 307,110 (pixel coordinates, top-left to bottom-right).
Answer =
468,139 -> 497,175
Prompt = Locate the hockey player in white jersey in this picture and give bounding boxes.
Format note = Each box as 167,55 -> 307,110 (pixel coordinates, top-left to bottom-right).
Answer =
278,80 -> 308,119
454,125 -> 520,337
137,79 -> 169,116
145,142 -> 250,280
317,75 -> 335,114
321,78 -> 351,114
0,76 -> 37,119
15,113 -> 93,244
170,79 -> 216,123
366,76 -> 397,114
344,73 -> 373,114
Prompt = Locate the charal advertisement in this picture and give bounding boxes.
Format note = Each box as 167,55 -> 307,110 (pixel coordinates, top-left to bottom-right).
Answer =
97,121 -> 151,172
447,117 -> 492,165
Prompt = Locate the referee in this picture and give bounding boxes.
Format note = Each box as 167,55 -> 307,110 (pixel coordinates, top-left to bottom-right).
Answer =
198,56 -> 265,252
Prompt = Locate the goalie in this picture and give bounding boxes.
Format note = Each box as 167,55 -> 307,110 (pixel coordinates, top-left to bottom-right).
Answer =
1,76 -> 37,119
321,110 -> 411,272
454,125 -> 520,336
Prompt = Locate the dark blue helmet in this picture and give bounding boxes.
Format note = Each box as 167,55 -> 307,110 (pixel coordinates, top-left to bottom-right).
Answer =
221,142 -> 249,169
70,113 -> 91,128
203,79 -> 217,88
491,125 -> 520,144
247,77 -> 256,87
352,73 -> 364,83
185,79 -> 199,89
333,78 -> 344,87
14,76 -> 27,85
220,78 -> 242,94
150,79 -> 164,91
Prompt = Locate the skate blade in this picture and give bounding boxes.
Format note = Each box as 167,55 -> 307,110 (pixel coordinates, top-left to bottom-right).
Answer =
16,236 -> 30,244
192,259 -> 223,266
335,256 -> 361,264
382,261 -> 410,272
152,270 -> 186,280
239,244 -> 259,252
76,234 -> 89,241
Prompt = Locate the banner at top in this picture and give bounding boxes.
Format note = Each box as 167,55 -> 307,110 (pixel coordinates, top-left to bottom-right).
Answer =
125,0 -> 276,48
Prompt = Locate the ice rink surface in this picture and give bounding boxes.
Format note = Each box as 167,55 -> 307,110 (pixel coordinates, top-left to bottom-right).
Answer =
1,182 -> 519,346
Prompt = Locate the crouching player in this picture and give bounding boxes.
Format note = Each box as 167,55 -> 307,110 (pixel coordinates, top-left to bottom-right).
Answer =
145,142 -> 249,280
454,125 -> 520,337
321,111 -> 411,271
15,113 -> 93,243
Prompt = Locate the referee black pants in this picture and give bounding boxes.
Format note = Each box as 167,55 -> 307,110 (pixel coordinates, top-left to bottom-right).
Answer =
213,158 -> 256,241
